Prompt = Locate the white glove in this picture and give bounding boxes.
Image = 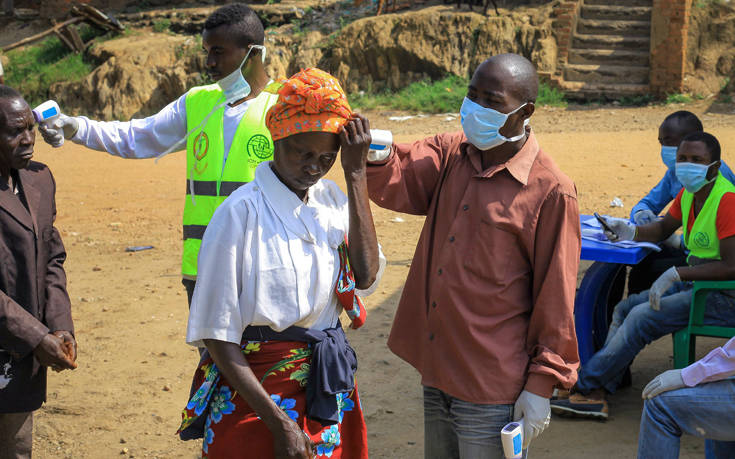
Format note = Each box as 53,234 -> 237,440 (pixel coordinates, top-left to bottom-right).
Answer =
37,114 -> 79,147
513,390 -> 550,449
642,369 -> 685,399
648,266 -> 681,311
602,217 -> 636,242
661,232 -> 682,250
634,209 -> 657,225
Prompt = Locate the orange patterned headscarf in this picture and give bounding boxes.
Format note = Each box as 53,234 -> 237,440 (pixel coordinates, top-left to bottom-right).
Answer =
266,68 -> 353,141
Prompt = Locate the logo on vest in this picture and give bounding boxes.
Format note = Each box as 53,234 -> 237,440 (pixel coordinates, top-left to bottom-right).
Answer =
193,132 -> 209,160
693,231 -> 710,248
247,134 -> 272,160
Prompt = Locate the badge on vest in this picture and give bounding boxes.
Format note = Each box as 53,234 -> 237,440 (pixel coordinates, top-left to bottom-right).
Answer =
693,231 -> 711,248
247,134 -> 272,160
194,131 -> 210,160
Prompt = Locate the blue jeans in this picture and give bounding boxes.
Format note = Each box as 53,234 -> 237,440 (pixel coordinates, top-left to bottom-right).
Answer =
576,283 -> 735,394
423,386 -> 526,459
638,379 -> 735,459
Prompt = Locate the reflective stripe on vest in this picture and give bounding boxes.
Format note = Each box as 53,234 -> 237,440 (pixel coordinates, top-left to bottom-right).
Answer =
181,83 -> 280,277
681,172 -> 735,264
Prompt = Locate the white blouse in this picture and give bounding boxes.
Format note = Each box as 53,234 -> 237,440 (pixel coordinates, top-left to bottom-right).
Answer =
186,162 -> 385,347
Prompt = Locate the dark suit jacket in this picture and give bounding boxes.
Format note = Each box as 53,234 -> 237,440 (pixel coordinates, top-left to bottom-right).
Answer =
0,161 -> 73,413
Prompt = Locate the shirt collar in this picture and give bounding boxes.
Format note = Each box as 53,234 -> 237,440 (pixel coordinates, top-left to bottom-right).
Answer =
255,162 -> 319,243
463,128 -> 539,185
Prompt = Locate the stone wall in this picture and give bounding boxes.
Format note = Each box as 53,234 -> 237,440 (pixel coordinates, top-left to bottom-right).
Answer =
649,0 -> 691,95
550,0 -> 580,78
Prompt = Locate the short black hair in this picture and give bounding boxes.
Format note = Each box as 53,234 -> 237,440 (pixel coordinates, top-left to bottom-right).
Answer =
0,85 -> 22,102
681,131 -> 721,162
203,4 -> 264,48
663,111 -> 703,135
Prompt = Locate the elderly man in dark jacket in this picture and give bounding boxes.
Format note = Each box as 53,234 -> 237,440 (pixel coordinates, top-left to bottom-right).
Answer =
0,85 -> 76,458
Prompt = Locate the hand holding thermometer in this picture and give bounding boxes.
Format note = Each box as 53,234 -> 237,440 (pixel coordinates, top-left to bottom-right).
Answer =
501,420 -> 523,459
593,212 -> 614,233
32,101 -> 64,147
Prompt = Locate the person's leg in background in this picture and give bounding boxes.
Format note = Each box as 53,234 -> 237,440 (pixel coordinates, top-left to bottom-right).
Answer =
182,278 -> 196,308
0,411 -> 33,459
638,380 -> 735,459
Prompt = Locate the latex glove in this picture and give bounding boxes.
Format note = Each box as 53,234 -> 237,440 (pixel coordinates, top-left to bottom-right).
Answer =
601,217 -> 636,242
37,114 -> 79,146
513,390 -> 550,449
661,232 -> 682,251
634,209 -> 657,225
648,266 -> 681,311
642,369 -> 685,399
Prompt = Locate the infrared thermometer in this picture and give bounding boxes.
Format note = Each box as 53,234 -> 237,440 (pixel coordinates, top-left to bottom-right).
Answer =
501,420 -> 523,459
367,129 -> 392,162
32,100 -> 64,147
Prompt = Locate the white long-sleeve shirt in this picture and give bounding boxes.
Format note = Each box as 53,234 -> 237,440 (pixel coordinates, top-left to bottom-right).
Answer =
186,162 -> 386,347
71,91 -> 252,161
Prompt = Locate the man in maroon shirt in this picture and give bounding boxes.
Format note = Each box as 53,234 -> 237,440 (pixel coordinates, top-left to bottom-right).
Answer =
366,53 -> 581,457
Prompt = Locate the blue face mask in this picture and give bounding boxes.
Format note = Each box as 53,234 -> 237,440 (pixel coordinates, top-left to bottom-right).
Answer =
675,161 -> 718,193
660,145 -> 677,169
460,97 -> 529,151
217,45 -> 266,104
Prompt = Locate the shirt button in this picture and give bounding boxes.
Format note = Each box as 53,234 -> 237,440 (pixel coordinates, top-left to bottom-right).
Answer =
437,268 -> 442,275
431,301 -> 437,308
449,236 -> 455,242
429,333 -> 435,341
462,204 -> 469,211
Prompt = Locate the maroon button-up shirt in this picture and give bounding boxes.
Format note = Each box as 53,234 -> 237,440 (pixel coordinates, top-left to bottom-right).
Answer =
366,130 -> 580,403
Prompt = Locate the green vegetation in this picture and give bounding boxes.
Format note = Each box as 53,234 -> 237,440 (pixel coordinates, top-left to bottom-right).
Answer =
5,36 -> 94,108
350,76 -> 568,113
665,93 -> 693,104
152,18 -> 172,33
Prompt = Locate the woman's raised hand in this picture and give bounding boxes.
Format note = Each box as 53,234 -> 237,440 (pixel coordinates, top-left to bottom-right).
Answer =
339,113 -> 372,175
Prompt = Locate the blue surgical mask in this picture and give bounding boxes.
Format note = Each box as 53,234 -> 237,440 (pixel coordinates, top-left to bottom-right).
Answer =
660,145 -> 677,169
217,45 -> 266,104
460,97 -> 529,151
675,161 -> 718,193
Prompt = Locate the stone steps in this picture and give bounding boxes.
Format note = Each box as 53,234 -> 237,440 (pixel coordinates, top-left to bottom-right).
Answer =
568,48 -> 650,66
576,18 -> 650,36
572,33 -> 650,51
580,5 -> 652,21
557,81 -> 651,99
564,63 -> 649,84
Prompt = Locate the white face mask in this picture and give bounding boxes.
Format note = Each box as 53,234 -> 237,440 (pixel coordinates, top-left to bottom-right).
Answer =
460,97 -> 529,151
217,44 -> 266,105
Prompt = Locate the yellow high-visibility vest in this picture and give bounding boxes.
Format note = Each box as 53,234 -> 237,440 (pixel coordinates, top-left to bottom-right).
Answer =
182,83 -> 279,277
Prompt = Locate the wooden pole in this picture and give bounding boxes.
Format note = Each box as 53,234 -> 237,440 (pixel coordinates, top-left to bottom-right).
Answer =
2,16 -> 83,52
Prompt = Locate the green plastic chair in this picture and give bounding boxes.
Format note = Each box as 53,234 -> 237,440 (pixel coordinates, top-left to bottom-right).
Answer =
672,280 -> 735,369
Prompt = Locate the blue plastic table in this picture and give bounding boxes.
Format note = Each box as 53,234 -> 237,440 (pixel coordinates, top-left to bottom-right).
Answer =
575,215 -> 653,364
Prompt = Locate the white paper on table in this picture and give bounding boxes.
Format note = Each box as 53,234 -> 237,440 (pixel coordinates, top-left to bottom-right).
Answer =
581,227 -> 661,252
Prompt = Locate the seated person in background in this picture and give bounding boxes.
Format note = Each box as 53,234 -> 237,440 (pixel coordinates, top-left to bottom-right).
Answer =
627,111 -> 735,295
0,85 -> 77,457
178,68 -> 384,458
551,132 -> 735,420
637,335 -> 735,459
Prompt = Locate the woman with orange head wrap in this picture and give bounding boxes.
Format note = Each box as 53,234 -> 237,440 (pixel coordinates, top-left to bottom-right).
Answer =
179,68 -> 383,459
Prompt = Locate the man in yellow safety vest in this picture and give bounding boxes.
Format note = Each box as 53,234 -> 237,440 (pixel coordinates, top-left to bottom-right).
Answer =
39,4 -> 279,304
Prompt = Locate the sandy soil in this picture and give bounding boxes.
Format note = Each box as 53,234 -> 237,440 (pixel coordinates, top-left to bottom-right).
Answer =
26,100 -> 735,458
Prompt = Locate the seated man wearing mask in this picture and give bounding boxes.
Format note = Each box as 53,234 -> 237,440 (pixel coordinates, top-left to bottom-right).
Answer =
178,69 -> 384,458
38,4 -> 278,310
627,111 -> 735,295
365,53 -> 581,457
552,132 -> 735,420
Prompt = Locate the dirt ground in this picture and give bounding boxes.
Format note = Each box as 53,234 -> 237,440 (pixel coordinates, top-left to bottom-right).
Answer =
26,100 -> 735,459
